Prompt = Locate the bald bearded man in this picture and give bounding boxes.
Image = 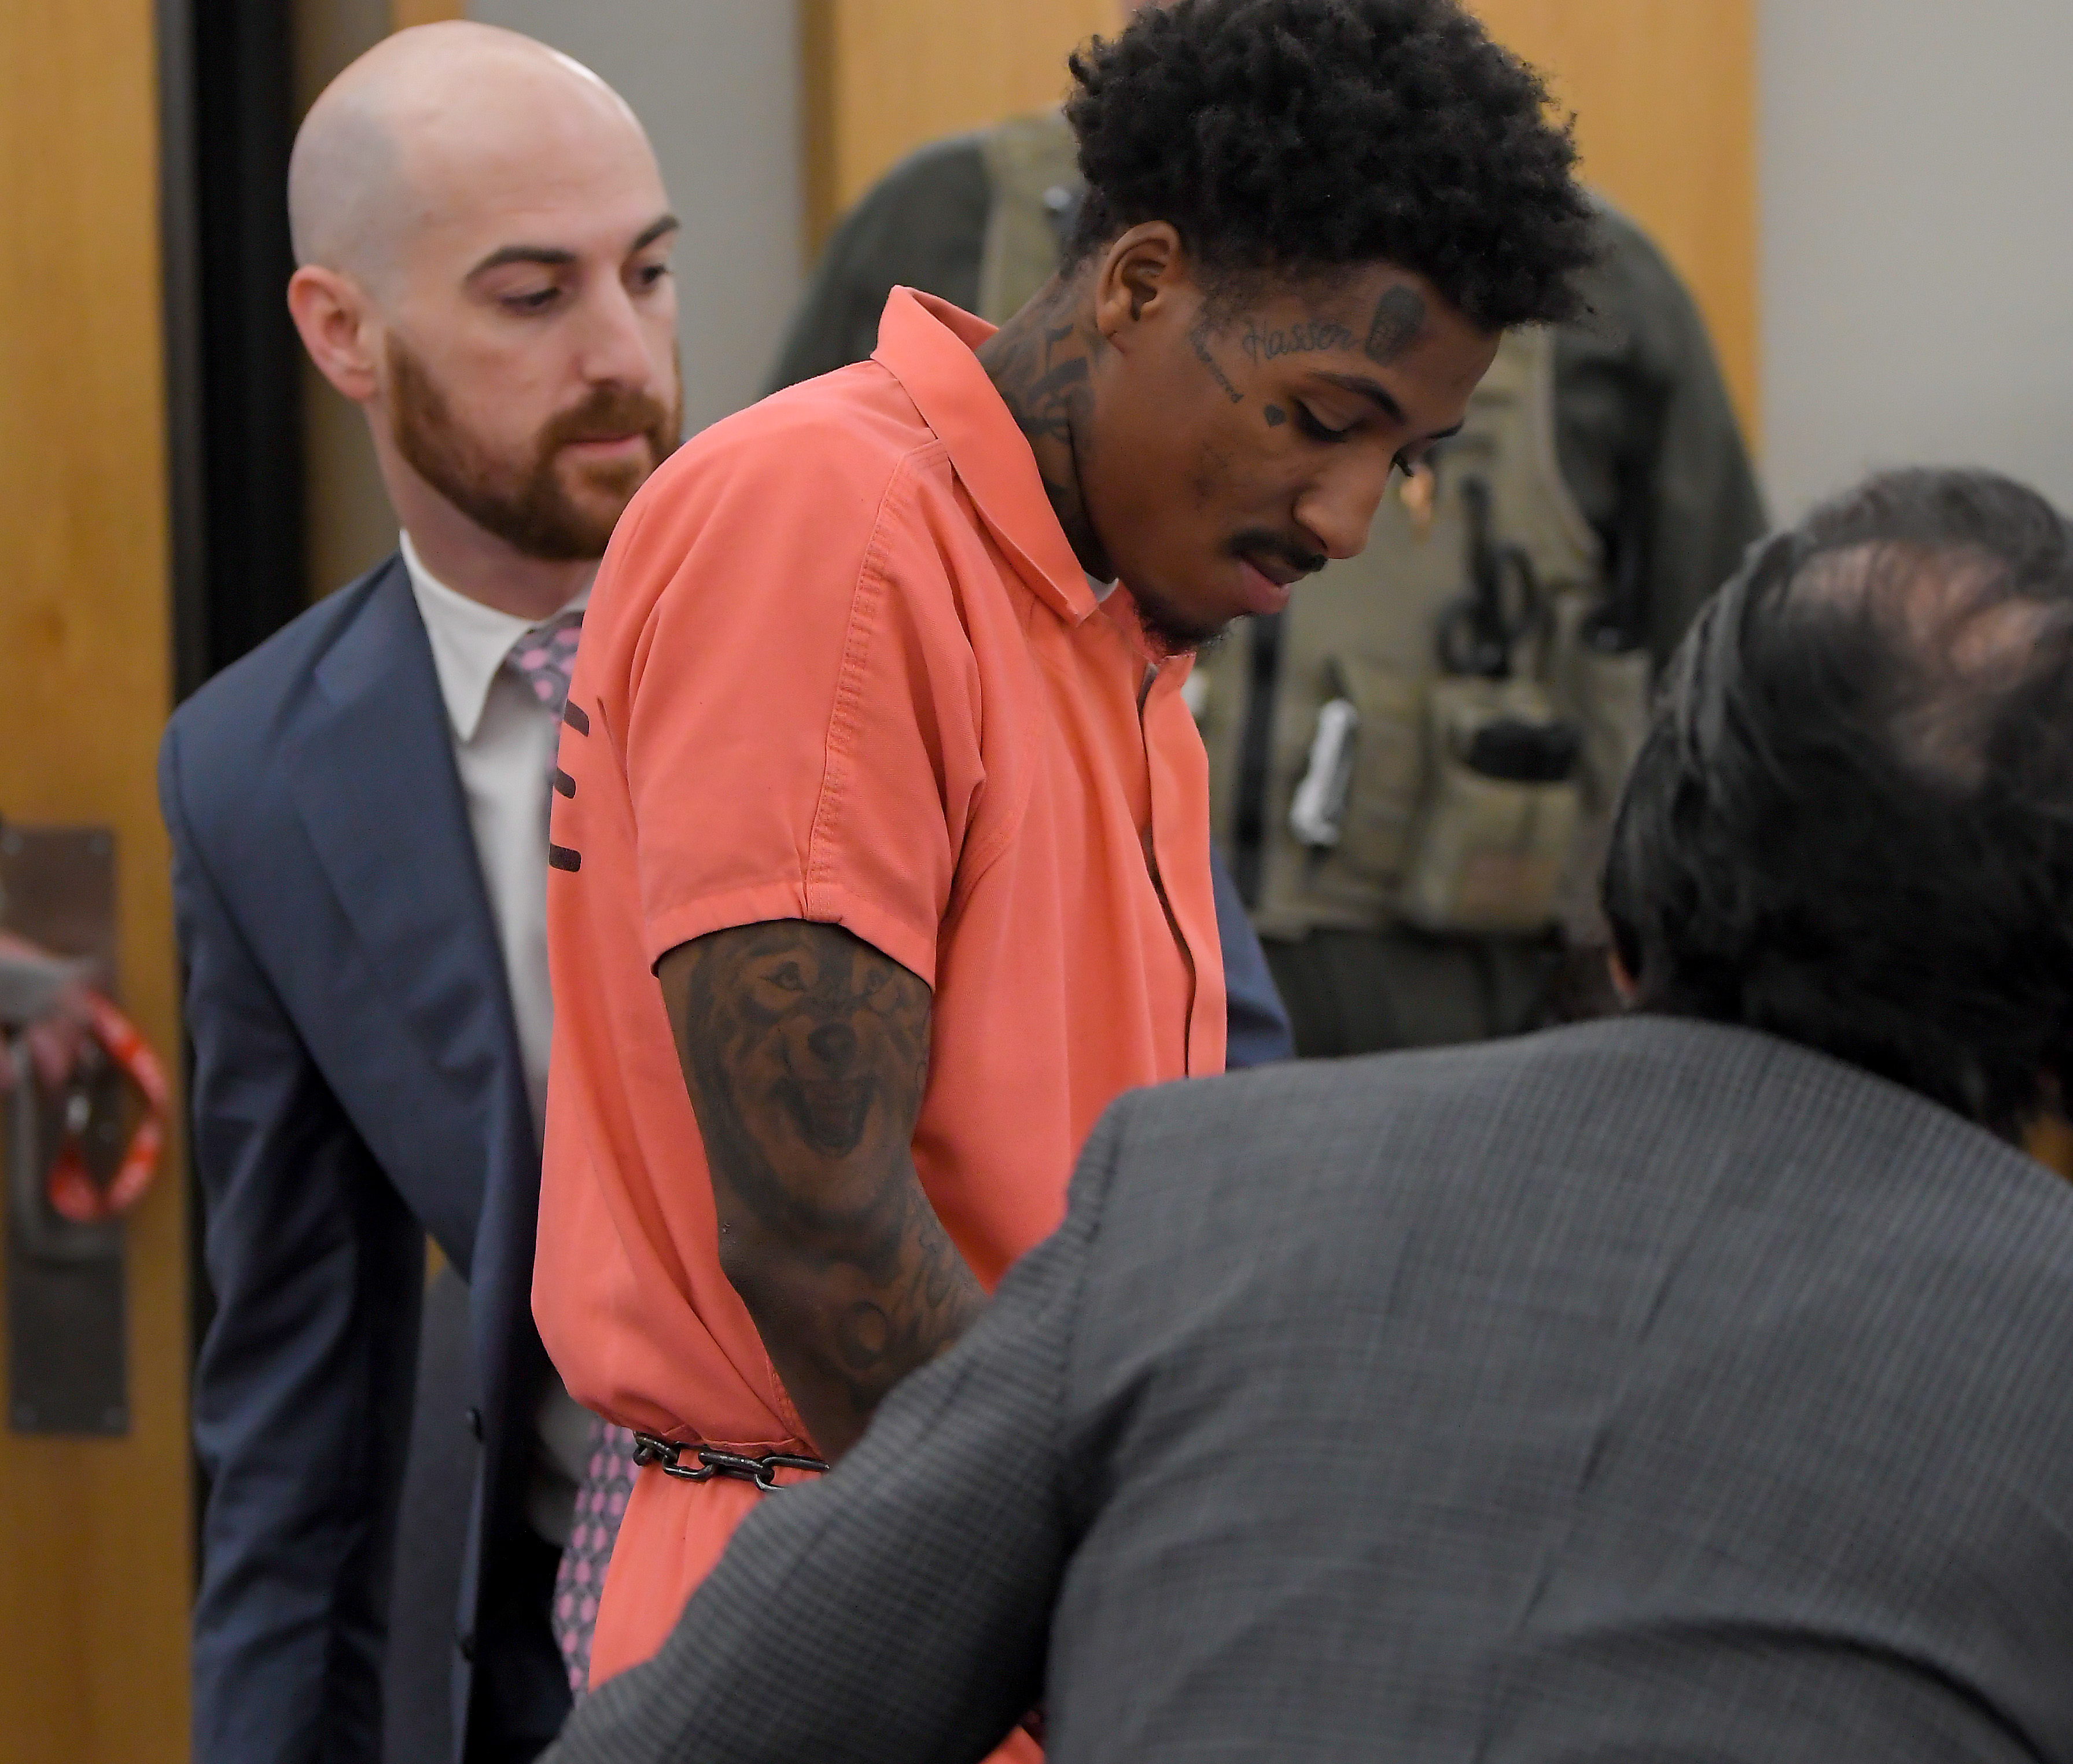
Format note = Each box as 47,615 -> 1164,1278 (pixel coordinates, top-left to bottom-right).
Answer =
159,24 -> 679,1764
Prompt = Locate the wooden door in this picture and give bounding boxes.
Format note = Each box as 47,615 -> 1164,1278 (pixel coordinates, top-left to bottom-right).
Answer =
0,0 -> 192,1760
801,0 -> 1757,433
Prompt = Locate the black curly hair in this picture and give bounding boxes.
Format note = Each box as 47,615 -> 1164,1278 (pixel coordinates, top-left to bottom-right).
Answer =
1063,0 -> 1596,330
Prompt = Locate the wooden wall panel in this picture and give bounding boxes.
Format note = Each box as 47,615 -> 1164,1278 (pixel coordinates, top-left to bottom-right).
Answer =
393,0 -> 467,28
1468,0 -> 1759,438
802,0 -> 1119,244
803,0 -> 1757,436
0,0 -> 190,1758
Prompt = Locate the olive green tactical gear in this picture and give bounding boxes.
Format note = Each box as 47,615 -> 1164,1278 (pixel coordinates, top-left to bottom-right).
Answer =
976,112 -> 1083,325
1397,676 -> 1584,935
1194,325 -> 1648,942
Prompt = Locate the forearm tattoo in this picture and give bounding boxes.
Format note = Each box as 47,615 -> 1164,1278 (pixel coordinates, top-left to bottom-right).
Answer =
660,920 -> 985,1453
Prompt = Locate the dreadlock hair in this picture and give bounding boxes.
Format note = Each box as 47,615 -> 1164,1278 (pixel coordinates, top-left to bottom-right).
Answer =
1604,468 -> 2073,1141
1063,0 -> 1597,330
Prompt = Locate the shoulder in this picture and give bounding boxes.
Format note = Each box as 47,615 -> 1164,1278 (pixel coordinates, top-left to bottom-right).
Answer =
1087,1020 -> 1864,1211
1568,197 -> 1711,366
765,135 -> 993,393
161,555 -> 403,808
606,373 -> 959,606
1098,1016 -> 2073,1249
673,365 -> 947,491
800,133 -> 992,327
167,555 -> 402,745
838,132 -> 992,246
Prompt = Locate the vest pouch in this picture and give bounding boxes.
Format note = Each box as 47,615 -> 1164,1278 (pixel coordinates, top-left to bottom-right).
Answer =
1313,653 -> 1427,884
1396,677 -> 1582,935
1546,588 -> 1652,813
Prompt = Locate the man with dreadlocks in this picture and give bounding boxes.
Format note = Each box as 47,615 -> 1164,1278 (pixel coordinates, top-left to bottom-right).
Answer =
532,0 -> 1593,1725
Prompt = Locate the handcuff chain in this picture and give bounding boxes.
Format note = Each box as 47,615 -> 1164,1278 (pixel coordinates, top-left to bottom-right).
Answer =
630,1431 -> 829,1494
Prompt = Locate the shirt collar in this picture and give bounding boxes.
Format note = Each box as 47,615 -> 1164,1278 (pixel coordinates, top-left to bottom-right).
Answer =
870,288 -> 1099,627
400,531 -> 588,743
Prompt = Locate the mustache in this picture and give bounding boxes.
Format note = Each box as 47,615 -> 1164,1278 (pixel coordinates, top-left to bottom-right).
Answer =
1229,529 -> 1328,579
541,383 -> 678,450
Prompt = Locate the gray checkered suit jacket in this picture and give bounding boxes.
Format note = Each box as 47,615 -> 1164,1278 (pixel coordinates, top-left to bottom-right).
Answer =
546,1017 -> 2073,1762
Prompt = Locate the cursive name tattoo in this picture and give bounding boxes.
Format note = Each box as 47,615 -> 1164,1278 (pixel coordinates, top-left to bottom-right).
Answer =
1239,316 -> 1357,366
1363,285 -> 1427,364
660,920 -> 985,1456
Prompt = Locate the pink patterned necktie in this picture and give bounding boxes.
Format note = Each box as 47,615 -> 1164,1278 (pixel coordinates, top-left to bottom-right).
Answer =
551,1419 -> 639,1696
506,609 -> 638,1695
503,607 -> 584,723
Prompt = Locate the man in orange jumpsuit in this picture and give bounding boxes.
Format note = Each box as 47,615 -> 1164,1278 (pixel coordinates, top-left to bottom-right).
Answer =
533,0 -> 1595,1732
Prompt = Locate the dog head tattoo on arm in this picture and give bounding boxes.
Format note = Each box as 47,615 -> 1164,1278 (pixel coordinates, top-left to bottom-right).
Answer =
660,920 -> 984,1454
724,928 -> 923,1169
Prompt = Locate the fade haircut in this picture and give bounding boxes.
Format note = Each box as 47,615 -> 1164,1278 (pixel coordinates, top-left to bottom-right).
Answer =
1604,468 -> 2073,1140
1063,0 -> 1597,330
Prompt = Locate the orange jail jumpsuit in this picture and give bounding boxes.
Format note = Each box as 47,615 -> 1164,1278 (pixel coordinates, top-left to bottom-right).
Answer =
533,289 -> 1225,1727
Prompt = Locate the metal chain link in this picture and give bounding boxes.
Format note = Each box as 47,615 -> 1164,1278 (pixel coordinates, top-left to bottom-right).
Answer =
631,1431 -> 829,1494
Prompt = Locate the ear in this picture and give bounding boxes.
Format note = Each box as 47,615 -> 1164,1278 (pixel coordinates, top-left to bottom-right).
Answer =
1091,221 -> 1188,349
2023,1108 -> 2073,1180
1606,944 -> 1639,1006
2024,1075 -> 2073,1179
287,264 -> 382,403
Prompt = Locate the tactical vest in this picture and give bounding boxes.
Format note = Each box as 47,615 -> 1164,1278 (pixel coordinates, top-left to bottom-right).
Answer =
977,111 -> 1085,323
978,110 -> 1651,947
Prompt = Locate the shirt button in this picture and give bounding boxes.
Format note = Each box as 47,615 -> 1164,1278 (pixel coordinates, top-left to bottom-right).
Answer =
466,1406 -> 483,1441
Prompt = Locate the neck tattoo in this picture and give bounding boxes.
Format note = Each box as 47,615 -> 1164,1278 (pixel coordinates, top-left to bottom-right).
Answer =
978,289 -> 1114,581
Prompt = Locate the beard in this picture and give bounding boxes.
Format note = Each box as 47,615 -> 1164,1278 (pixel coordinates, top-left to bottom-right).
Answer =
385,334 -> 682,561
1128,528 -> 1325,657
1126,576 -> 1234,659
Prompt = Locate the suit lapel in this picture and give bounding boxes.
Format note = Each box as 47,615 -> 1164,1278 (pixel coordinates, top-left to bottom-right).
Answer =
285,559 -> 527,1122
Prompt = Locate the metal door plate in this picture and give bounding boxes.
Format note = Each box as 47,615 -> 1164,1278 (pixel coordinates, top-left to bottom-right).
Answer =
3,824 -> 128,1435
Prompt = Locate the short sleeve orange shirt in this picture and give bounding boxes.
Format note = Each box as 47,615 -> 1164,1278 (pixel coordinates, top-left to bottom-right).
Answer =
533,290 -> 1225,1684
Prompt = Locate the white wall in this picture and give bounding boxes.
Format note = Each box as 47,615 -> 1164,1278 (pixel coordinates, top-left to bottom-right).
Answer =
468,0 -> 804,438
1761,0 -> 2073,522
296,0 -> 404,594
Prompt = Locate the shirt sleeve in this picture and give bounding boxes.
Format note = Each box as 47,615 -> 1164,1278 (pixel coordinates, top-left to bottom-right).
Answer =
610,430 -> 986,989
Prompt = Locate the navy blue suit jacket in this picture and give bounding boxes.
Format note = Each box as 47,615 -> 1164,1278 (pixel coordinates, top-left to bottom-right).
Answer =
161,554 -> 1288,1764
163,558 -> 554,1763
1217,847 -> 1293,1069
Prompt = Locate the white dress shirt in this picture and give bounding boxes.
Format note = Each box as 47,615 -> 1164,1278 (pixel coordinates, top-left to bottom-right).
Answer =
402,531 -> 593,1545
